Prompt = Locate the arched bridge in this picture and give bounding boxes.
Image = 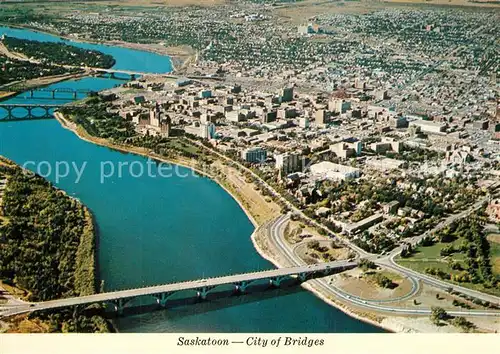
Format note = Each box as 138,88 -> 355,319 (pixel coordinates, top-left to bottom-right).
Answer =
0,104 -> 61,121
7,86 -> 92,100
0,260 -> 356,317
5,87 -> 93,100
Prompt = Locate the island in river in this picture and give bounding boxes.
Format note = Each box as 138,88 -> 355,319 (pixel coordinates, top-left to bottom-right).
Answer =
1,25 -> 497,334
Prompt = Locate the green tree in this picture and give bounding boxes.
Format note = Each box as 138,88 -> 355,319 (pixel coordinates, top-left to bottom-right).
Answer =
451,317 -> 475,332
430,306 -> 449,325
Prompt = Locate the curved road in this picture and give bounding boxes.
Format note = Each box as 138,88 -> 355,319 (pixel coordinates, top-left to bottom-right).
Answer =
268,214 -> 500,317
193,140 -> 500,309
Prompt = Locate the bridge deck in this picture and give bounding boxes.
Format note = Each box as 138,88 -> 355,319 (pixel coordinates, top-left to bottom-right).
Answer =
27,260 -> 356,312
0,104 -> 62,107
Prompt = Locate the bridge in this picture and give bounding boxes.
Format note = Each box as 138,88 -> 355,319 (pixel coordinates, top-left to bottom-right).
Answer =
93,70 -> 141,81
0,260 -> 356,317
5,87 -> 93,100
90,68 -> 224,82
0,104 -> 61,121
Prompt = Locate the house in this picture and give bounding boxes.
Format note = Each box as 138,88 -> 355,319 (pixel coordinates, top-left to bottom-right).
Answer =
487,199 -> 500,222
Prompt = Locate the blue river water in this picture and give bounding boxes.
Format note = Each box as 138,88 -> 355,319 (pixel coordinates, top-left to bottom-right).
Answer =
0,27 -> 384,333
0,26 -> 173,73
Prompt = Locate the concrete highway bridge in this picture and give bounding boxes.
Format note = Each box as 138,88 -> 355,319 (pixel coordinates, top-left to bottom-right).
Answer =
0,104 -> 61,121
0,260 -> 356,317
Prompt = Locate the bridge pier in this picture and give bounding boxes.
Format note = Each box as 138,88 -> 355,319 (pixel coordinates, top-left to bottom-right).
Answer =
196,286 -> 214,300
269,276 -> 287,287
155,292 -> 175,307
0,104 -> 60,121
298,272 -> 308,282
111,298 -> 129,315
235,281 -> 249,293
117,299 -> 124,315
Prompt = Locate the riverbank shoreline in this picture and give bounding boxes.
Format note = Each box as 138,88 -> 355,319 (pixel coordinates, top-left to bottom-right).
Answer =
54,112 -> 404,333
249,226 -> 401,333
0,24 -> 192,73
0,156 -> 111,333
55,112 -> 260,229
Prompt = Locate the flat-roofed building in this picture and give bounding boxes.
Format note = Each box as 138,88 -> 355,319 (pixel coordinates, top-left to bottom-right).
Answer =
310,161 -> 360,181
343,213 -> 384,235
276,152 -> 301,175
365,158 -> 407,171
409,119 -> 447,134
241,147 -> 267,163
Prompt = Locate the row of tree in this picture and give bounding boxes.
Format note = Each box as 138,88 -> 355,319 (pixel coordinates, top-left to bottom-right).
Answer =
430,307 -> 475,332
0,54 -> 81,86
3,36 -> 115,69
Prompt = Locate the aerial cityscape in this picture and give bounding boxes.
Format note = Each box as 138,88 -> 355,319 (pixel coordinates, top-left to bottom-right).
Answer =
0,0 -> 499,336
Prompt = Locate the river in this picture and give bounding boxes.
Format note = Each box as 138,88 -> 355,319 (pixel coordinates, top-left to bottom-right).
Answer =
0,26 -> 384,333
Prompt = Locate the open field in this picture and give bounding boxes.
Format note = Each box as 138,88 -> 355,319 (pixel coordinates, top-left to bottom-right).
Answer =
274,0 -> 499,25
396,238 -> 500,297
0,0 -> 227,6
89,0 -> 227,6
382,0 -> 499,6
333,267 -> 414,301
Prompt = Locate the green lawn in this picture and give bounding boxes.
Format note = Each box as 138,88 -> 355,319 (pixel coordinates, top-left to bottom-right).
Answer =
396,238 -> 500,298
166,140 -> 201,155
404,239 -> 462,260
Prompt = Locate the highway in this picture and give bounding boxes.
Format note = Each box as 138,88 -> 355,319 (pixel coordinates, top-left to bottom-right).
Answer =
191,139 -> 500,310
0,260 -> 356,318
266,214 -> 500,317
374,196 -> 500,306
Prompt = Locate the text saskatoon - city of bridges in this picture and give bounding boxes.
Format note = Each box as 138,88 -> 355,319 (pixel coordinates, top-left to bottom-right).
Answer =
177,336 -> 325,348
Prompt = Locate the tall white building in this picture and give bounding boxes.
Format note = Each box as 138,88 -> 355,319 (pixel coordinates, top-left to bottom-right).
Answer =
241,147 -> 267,163
299,117 -> 310,129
